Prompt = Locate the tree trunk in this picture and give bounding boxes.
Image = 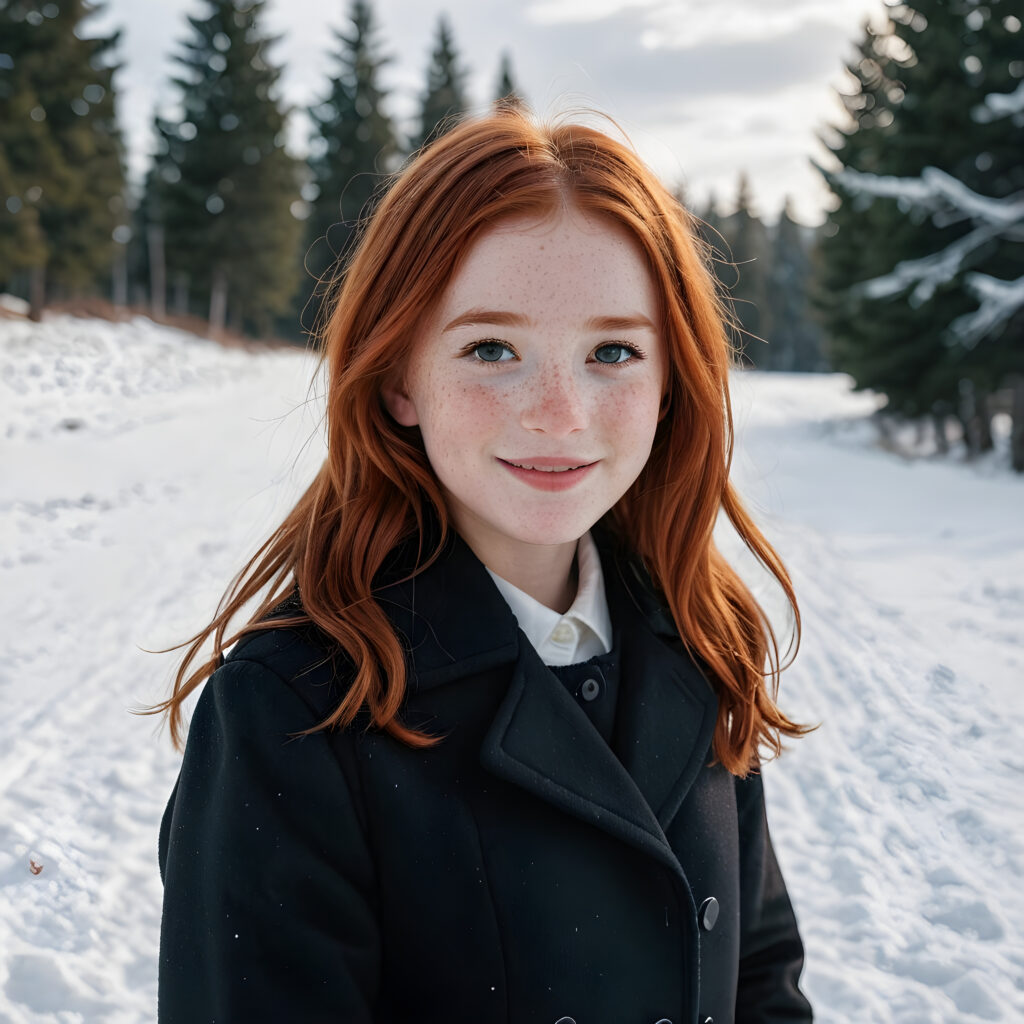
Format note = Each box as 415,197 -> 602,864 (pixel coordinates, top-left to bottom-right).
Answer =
932,411 -> 949,455
955,411 -> 972,456
957,379 -> 976,457
1010,376 -> 1024,474
957,379 -> 994,457
779,339 -> 795,373
28,263 -> 45,322
148,224 -> 166,320
975,389 -> 994,453
228,299 -> 244,337
112,242 -> 128,308
208,266 -> 228,337
172,272 -> 188,316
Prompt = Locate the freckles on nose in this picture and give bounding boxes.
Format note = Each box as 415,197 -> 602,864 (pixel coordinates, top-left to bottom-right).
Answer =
517,371 -> 592,434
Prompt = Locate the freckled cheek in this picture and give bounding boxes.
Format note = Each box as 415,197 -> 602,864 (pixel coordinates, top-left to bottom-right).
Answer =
596,382 -> 663,440
425,379 -> 512,445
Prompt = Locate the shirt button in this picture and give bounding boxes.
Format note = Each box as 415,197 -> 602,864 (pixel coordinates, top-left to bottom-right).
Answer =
580,678 -> 601,702
550,622 -> 575,644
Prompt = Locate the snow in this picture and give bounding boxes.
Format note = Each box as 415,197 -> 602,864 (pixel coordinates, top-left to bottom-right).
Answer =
725,371 -> 1024,1020
2,314 -> 1022,1022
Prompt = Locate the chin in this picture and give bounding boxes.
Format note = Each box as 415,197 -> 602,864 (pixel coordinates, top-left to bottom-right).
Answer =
449,494 -> 605,554
504,518 -> 600,549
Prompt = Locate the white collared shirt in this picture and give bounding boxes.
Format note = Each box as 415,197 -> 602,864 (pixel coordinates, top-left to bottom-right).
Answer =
486,532 -> 613,666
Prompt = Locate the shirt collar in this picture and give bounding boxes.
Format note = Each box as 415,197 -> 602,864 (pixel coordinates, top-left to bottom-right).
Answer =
486,532 -> 613,665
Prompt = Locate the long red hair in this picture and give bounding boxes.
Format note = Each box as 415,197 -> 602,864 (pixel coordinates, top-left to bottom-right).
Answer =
150,106 -> 809,775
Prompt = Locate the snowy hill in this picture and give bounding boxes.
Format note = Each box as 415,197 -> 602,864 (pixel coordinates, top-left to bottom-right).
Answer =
1,314 -> 1021,1022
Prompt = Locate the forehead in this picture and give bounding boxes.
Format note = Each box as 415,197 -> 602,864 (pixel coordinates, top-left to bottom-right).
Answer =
435,206 -> 659,322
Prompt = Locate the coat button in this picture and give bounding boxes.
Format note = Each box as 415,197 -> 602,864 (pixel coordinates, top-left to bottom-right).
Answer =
554,1018 -> 576,1024
699,896 -> 719,931
580,677 -> 601,701
654,1019 -> 674,1023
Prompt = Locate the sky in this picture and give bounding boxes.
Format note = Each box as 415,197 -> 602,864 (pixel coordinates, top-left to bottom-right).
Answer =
89,0 -> 891,226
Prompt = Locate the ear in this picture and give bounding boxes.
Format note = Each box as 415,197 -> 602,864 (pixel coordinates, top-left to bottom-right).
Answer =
381,376 -> 420,427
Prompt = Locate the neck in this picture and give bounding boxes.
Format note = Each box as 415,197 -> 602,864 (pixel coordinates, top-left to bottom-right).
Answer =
466,536 -> 580,613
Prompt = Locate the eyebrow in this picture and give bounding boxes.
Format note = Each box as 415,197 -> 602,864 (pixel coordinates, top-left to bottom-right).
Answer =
441,308 -> 657,333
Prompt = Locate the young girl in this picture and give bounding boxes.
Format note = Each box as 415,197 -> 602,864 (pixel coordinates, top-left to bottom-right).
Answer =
155,106 -> 813,1024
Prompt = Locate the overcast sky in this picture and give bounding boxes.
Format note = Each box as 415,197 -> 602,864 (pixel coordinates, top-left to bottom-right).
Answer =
90,0 -> 890,225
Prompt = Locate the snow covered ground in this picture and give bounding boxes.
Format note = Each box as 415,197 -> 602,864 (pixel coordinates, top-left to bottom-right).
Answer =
1,313 -> 1021,1022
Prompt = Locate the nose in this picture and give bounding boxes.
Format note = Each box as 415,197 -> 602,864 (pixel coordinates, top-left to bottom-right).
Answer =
519,367 -> 589,436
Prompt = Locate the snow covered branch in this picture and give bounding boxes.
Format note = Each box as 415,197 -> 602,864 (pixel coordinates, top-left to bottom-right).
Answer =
833,167 -> 1024,227
972,81 -> 1024,123
951,274 -> 1024,348
835,166 -> 1024,348
860,224 -> 1003,305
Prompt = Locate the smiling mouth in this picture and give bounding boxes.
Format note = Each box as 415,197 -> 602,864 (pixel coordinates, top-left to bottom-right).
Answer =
501,460 -> 595,473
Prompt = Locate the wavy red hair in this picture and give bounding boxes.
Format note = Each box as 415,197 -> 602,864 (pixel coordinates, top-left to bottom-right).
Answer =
149,106 -> 809,775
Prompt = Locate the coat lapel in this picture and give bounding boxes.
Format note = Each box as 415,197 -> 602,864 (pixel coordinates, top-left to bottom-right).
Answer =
480,548 -> 718,875
604,549 -> 720,832
378,526 -> 719,874
479,638 -> 678,871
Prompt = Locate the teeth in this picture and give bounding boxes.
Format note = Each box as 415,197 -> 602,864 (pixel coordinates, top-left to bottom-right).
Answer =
509,462 -> 586,472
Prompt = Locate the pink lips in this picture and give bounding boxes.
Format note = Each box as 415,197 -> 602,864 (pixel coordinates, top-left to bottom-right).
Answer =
497,457 -> 598,492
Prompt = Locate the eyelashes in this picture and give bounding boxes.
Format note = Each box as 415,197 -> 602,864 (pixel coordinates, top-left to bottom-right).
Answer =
461,339 -> 646,366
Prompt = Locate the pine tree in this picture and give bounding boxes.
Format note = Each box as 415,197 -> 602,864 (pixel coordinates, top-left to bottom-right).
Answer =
718,173 -> 771,366
694,190 -> 727,252
0,0 -> 126,319
957,3 -> 1024,451
409,15 -> 468,154
150,0 -> 302,336
494,51 -> 520,106
883,0 -> 994,417
691,191 -> 740,343
0,64 -> 52,302
766,199 -> 825,371
814,22 -> 908,395
817,1 -> 1023,433
301,0 -> 398,335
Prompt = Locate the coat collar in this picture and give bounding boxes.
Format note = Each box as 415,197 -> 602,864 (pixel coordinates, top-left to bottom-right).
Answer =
374,524 -> 719,872
371,528 -> 522,689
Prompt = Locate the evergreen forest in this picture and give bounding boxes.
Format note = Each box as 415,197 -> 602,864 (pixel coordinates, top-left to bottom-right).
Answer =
1,0 -> 1021,468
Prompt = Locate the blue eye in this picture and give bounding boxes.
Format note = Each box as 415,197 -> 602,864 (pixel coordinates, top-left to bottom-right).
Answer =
472,341 -> 514,363
593,343 -> 635,364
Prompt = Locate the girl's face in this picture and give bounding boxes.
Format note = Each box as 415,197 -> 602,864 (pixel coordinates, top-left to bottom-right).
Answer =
384,205 -> 667,569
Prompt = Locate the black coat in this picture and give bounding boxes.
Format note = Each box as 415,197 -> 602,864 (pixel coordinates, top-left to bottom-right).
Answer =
158,530 -> 812,1024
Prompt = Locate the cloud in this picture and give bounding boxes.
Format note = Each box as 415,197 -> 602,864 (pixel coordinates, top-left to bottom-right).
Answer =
526,0 -> 879,44
641,0 -> 877,47
526,0 -> 660,26
507,8 -> 852,113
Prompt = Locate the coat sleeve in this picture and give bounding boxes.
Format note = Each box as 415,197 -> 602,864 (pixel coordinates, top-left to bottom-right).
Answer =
734,770 -> 813,1022
158,658 -> 380,1023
